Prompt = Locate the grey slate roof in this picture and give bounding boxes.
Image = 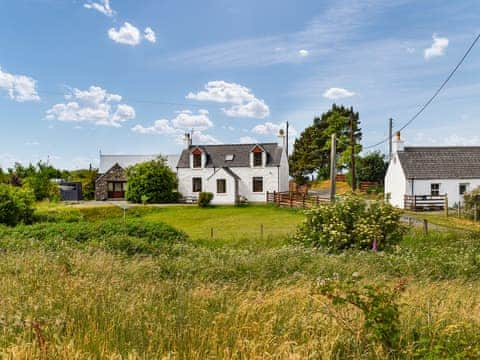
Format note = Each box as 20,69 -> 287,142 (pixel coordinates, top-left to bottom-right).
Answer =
177,143 -> 283,168
398,147 -> 480,179
99,154 -> 179,173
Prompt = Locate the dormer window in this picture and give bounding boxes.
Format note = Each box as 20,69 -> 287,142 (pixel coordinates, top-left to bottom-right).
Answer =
192,148 -> 202,168
251,145 -> 264,167
253,152 -> 262,167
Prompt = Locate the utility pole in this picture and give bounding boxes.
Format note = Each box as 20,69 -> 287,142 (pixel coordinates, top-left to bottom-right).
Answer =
388,118 -> 393,161
285,121 -> 289,157
350,114 -> 357,192
329,134 -> 337,203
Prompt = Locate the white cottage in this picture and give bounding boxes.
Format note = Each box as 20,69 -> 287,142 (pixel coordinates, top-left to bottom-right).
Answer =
176,134 -> 289,205
385,132 -> 480,208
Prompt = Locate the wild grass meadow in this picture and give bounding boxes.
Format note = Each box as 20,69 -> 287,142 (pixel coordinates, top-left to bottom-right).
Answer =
1,204 -> 480,359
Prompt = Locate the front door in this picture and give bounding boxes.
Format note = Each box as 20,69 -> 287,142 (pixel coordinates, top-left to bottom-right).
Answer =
108,181 -> 126,199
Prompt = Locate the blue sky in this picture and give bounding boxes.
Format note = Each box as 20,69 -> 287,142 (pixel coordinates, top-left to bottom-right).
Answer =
1,0 -> 480,169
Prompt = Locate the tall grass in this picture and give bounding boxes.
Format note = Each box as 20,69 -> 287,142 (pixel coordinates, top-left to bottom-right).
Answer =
0,206 -> 479,358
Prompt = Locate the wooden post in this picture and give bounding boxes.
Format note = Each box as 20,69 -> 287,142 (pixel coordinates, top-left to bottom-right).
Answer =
260,224 -> 264,240
475,204 -> 478,222
423,219 -> 428,235
329,134 -> 337,203
444,196 -> 449,217
211,227 -> 214,238
289,193 -> 293,208
316,195 -> 319,207
388,118 -> 393,161
413,196 -> 417,212
302,193 -> 306,208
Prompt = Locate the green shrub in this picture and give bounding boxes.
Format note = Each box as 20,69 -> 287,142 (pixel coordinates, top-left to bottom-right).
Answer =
198,192 -> 214,207
317,275 -> 403,353
295,194 -> 405,251
0,184 -> 35,226
463,187 -> 480,219
0,219 -> 187,254
24,174 -> 60,201
126,159 -> 178,204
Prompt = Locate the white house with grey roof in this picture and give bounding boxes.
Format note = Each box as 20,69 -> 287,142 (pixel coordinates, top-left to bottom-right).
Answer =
385,132 -> 480,208
176,133 -> 289,205
95,132 -> 289,203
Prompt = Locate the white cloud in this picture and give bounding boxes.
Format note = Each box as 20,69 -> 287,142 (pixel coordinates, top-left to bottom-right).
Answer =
239,136 -> 258,144
424,34 -> 449,60
132,119 -> 180,135
298,49 -> 309,57
171,109 -> 213,130
84,0 -> 114,17
132,110 -> 219,144
406,47 -> 415,54
186,81 -> 270,119
108,22 -> 141,46
323,87 -> 356,100
144,27 -> 156,43
0,66 -> 40,102
251,122 -> 297,136
46,86 -> 135,127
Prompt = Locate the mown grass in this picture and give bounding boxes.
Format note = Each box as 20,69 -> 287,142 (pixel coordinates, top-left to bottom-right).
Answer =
1,204 -> 480,358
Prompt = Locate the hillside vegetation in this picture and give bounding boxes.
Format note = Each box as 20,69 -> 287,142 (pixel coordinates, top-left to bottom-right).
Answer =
0,205 -> 479,358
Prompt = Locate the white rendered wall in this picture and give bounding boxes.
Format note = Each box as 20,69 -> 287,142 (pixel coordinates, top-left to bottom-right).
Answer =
411,179 -> 480,206
278,150 -> 290,192
384,153 -> 407,208
177,166 -> 282,204
204,168 -> 237,205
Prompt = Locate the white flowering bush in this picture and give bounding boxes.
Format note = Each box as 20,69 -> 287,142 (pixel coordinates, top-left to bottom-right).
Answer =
295,194 -> 405,252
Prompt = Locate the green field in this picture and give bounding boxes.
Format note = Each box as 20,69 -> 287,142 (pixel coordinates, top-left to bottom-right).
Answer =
1,204 -> 480,358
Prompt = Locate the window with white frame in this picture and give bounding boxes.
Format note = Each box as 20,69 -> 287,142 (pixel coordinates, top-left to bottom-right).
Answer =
217,179 -> 226,193
252,177 -> 263,193
459,183 -> 469,195
430,183 -> 440,196
192,177 -> 202,192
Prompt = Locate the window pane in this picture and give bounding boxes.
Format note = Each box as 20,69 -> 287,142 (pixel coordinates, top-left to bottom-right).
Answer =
217,179 -> 226,193
253,177 -> 263,192
108,182 -> 114,191
431,184 -> 440,196
253,152 -> 262,166
193,178 -> 202,192
193,154 -> 202,168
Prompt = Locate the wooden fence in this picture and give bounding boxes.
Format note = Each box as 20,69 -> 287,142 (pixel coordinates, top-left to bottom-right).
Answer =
359,181 -> 380,193
267,191 -> 330,209
404,195 -> 448,211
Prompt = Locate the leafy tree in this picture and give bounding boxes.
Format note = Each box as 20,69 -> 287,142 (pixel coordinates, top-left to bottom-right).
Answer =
0,184 -> 35,226
356,152 -> 388,184
289,104 -> 362,180
125,159 -> 178,204
68,168 -> 99,200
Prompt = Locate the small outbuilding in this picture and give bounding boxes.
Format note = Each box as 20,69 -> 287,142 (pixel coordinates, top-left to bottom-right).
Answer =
59,182 -> 83,202
385,132 -> 480,209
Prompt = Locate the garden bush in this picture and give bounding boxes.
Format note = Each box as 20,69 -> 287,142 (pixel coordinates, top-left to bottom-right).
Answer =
126,159 -> 179,204
0,184 -> 35,226
0,219 -> 187,254
295,194 -> 405,251
463,187 -> 480,219
198,192 -> 214,207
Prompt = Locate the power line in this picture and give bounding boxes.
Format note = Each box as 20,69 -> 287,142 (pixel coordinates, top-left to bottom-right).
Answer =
364,32 -> 480,150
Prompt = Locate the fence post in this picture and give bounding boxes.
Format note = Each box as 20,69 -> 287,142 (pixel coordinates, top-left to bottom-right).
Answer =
423,219 -> 428,235
211,227 -> 214,239
260,224 -> 264,240
475,204 -> 478,222
413,196 -> 417,211
444,196 -> 449,217
289,193 -> 293,208
302,193 -> 306,208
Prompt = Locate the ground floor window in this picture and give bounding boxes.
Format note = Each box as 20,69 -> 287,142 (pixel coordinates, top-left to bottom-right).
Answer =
107,181 -> 126,198
217,179 -> 226,193
430,183 -> 440,196
253,177 -> 263,193
459,183 -> 469,195
192,177 -> 202,192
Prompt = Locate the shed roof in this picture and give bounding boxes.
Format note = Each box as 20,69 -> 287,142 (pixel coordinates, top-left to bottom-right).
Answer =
397,146 -> 480,179
177,143 -> 283,168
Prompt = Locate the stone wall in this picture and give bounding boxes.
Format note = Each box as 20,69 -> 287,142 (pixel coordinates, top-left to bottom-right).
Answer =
95,163 -> 128,201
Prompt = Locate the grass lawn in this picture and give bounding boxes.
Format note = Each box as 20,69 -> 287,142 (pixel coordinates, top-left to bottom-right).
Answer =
1,203 -> 480,358
140,205 -> 304,244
